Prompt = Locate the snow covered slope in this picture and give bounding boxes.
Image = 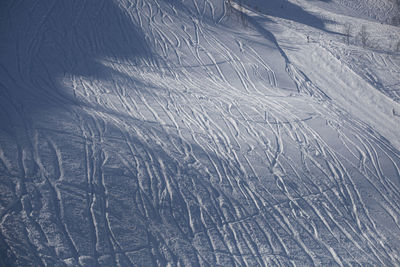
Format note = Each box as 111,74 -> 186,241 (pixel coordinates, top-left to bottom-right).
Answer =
1,0 -> 400,266
309,0 -> 399,24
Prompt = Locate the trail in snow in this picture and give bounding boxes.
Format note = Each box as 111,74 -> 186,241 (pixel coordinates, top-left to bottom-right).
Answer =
1,0 -> 400,266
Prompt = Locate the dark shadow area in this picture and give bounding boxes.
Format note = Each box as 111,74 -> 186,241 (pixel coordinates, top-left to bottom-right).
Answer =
0,0 -> 152,112
240,0 -> 338,34
0,2 -> 152,264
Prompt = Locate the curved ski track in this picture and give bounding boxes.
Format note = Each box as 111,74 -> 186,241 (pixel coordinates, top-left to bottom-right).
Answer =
0,0 -> 400,266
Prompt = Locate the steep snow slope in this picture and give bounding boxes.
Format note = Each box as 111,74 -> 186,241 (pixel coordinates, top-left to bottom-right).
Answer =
293,0 -> 400,102
309,0 -> 399,24
1,0 -> 400,266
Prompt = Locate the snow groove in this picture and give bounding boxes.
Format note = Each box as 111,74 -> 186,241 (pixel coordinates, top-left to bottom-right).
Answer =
1,0 -> 400,266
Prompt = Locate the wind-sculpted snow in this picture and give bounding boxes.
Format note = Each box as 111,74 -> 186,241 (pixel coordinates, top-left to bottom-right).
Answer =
1,0 -> 400,266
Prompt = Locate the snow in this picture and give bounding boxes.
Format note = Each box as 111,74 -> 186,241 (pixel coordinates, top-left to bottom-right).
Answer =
1,0 -> 400,266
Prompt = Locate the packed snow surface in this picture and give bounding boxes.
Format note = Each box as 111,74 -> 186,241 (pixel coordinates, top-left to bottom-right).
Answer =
1,0 -> 400,266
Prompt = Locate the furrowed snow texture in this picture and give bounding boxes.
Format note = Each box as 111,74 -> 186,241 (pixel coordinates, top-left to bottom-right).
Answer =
0,0 -> 400,266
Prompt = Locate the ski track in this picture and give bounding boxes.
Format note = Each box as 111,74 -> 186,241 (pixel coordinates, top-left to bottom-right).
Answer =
1,0 -> 400,266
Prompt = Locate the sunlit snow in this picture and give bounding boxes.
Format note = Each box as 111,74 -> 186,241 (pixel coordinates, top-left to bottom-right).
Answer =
1,0 -> 400,266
